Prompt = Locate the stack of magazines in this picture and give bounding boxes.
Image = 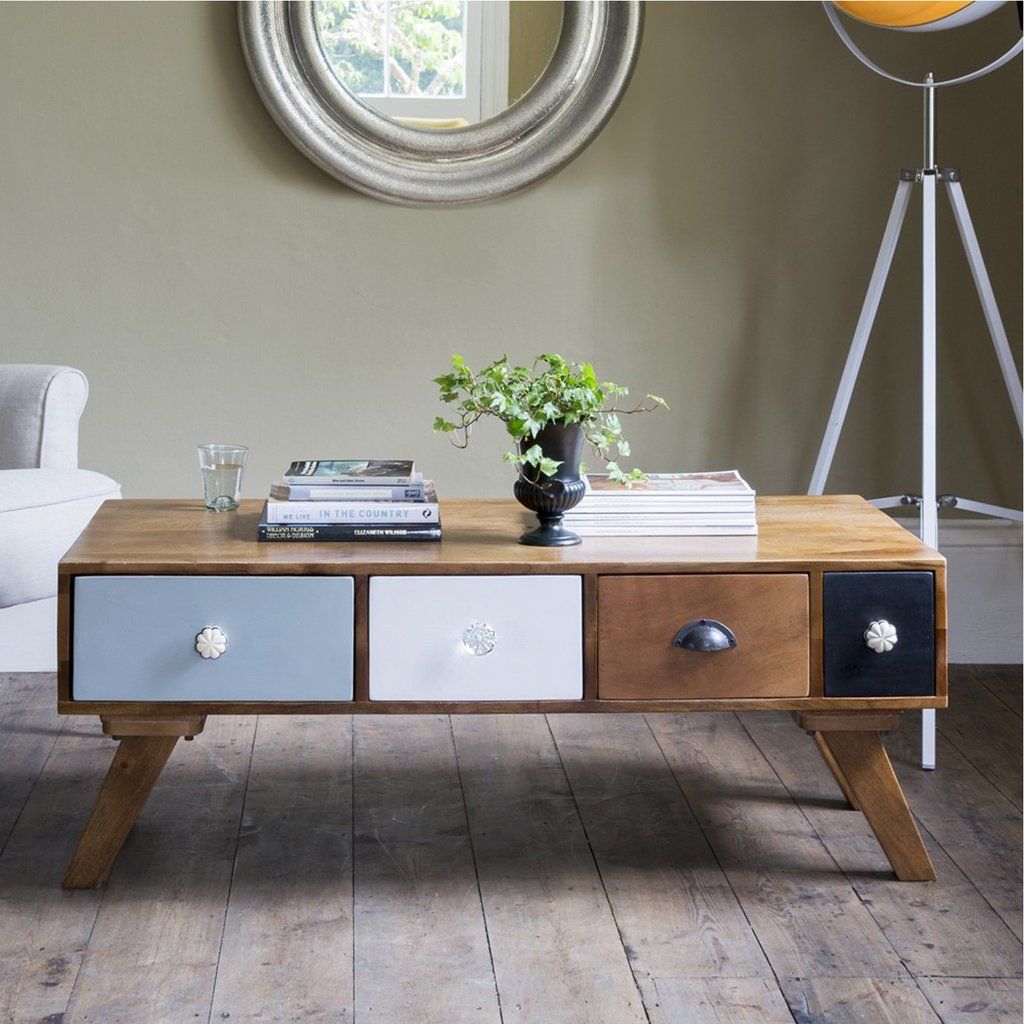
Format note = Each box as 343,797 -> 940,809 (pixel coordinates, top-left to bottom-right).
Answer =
258,460 -> 441,542
563,470 -> 757,537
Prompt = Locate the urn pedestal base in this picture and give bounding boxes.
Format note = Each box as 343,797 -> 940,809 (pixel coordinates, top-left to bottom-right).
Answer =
518,515 -> 582,547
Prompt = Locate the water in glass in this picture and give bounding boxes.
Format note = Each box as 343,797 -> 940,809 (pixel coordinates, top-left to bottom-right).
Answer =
198,444 -> 248,511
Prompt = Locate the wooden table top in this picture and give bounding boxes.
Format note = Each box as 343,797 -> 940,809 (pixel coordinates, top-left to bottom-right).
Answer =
60,496 -> 944,576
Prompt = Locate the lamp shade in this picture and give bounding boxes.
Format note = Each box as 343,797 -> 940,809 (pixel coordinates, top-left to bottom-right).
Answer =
833,1 -> 1007,31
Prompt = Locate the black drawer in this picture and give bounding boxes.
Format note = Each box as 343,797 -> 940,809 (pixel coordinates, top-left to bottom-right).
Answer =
823,572 -> 935,697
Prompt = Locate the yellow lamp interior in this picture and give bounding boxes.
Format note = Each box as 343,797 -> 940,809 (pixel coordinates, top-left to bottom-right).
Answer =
834,2 -> 977,28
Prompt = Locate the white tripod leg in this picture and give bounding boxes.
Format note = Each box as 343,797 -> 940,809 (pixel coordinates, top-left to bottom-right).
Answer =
921,709 -> 937,770
945,179 -> 1023,433
810,180 -> 914,494
920,174 -> 939,554
920,170 -> 939,771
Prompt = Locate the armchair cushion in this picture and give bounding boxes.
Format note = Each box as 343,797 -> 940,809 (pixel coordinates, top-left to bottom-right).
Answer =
0,365 -> 88,470
0,469 -> 120,607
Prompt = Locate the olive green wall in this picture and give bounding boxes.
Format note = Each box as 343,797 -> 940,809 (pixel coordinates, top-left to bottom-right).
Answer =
1,2 -> 1020,506
508,1 -> 563,104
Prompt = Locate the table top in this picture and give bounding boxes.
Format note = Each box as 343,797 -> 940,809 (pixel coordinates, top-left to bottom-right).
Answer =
60,496 -> 944,576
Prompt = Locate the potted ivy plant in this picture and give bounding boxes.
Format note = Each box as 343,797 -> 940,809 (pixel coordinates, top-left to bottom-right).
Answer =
433,354 -> 667,546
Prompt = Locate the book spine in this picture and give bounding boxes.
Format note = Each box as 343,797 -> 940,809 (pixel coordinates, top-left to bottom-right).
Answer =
282,475 -> 415,487
272,484 -> 427,501
564,516 -> 756,526
266,501 -> 439,524
576,500 -> 756,509
571,508 -> 755,517
571,525 -> 758,536
257,523 -> 442,542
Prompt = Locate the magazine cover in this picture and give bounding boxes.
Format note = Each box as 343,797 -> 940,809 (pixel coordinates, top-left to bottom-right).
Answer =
284,460 -> 415,482
584,470 -> 754,495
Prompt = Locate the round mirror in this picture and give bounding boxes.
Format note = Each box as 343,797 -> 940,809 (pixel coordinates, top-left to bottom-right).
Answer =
239,1 -> 643,206
314,1 -> 564,129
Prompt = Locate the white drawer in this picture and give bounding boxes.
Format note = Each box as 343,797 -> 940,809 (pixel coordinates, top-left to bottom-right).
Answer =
368,576 -> 583,701
73,575 -> 354,701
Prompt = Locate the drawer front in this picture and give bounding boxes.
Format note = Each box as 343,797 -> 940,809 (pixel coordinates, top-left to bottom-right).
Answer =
598,574 -> 809,699
369,575 -> 582,701
73,576 -> 355,701
823,571 -> 935,697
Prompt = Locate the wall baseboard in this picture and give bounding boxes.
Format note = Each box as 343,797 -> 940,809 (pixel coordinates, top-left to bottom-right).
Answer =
0,521 -> 1020,672
0,597 -> 57,672
937,520 -> 1022,665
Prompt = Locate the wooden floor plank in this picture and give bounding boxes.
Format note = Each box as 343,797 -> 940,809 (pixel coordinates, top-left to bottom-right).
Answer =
451,714 -> 648,1024
740,712 -> 1021,978
0,673 -> 65,853
0,716 -> 112,1024
638,977 -> 795,1024
939,670 -> 1022,809
547,714 -> 789,1023
353,715 -> 500,1024
970,665 -> 1023,717
646,712 -> 909,981
64,716 -> 257,1024
0,671 -> 49,707
781,978 -> 941,1024
917,977 -> 1024,1024
210,716 -> 355,1023
885,717 -> 1023,940
2,672 -> 1021,1022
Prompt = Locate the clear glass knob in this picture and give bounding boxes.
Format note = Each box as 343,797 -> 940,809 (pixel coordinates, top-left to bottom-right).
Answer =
864,619 -> 898,654
462,622 -> 497,657
195,626 -> 228,659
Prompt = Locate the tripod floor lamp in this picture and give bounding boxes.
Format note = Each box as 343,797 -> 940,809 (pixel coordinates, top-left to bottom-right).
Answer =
810,1 -> 1024,769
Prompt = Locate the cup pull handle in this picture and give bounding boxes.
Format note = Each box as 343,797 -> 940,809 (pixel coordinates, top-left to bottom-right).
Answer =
672,619 -> 736,652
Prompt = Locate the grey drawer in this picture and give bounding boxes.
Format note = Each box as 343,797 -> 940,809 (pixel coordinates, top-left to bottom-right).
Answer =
72,575 -> 354,701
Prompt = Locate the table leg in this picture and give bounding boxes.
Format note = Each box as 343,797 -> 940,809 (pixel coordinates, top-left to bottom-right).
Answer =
798,712 -> 935,881
63,716 -> 205,889
812,731 -> 859,810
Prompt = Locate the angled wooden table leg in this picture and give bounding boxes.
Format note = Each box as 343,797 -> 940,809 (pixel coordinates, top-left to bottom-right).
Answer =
63,716 -> 205,889
799,712 -> 935,882
812,731 -> 860,810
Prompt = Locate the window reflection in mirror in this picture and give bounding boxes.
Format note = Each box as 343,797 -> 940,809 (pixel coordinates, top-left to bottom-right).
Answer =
314,1 -> 564,127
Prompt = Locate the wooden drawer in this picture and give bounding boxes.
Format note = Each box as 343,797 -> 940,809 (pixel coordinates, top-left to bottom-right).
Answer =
823,571 -> 935,697
597,574 -> 809,699
368,575 -> 582,701
72,576 -> 355,701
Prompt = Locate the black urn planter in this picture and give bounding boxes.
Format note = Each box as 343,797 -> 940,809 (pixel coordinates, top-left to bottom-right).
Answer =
514,423 -> 586,547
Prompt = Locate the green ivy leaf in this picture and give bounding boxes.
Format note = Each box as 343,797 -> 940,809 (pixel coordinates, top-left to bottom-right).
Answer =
432,352 -> 665,481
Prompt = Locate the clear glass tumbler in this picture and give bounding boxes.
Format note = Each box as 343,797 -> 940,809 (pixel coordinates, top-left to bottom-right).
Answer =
198,444 -> 248,511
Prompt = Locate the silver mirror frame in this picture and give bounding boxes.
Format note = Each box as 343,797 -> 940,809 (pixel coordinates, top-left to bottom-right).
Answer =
238,1 -> 644,206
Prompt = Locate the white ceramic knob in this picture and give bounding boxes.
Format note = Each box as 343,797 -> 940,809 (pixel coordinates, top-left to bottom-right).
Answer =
462,622 -> 497,657
195,626 -> 228,659
864,620 -> 898,654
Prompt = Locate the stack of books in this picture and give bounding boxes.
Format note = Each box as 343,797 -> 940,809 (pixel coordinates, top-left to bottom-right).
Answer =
257,460 -> 441,542
563,471 -> 757,537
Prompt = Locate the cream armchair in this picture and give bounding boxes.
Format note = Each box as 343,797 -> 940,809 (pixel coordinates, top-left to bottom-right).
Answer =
0,365 -> 120,611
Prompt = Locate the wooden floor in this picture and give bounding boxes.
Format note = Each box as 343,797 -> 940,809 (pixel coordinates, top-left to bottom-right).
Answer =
0,668 -> 1020,1024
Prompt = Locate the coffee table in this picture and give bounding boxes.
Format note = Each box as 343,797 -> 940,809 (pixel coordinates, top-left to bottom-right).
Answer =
57,496 -> 946,887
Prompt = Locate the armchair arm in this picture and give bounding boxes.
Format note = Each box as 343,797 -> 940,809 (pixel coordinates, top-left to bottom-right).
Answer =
0,365 -> 89,470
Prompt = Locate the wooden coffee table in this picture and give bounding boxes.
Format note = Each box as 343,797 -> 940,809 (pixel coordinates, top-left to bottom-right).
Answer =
57,496 -> 946,888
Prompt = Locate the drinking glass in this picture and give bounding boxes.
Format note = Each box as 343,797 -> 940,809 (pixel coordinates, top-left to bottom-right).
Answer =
198,444 -> 248,511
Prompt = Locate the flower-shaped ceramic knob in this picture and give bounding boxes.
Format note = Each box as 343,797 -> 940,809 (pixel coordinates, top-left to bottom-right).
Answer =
864,619 -> 898,654
195,626 -> 228,660
462,622 -> 497,657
